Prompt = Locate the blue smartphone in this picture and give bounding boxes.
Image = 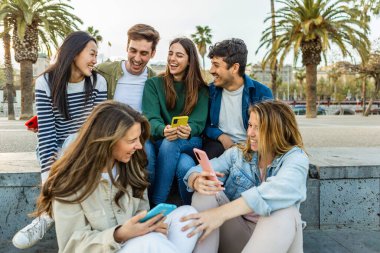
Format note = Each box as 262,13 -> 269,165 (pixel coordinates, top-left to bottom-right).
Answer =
139,203 -> 177,223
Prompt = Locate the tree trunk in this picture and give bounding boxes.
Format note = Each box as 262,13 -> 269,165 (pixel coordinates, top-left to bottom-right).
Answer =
3,20 -> 15,120
305,64 -> 317,118
19,60 -> 34,119
270,0 -> 277,99
362,77 -> 366,115
364,77 -> 379,116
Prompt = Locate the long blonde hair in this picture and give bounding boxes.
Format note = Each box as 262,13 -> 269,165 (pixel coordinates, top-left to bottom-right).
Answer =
34,101 -> 150,217
240,100 -> 305,169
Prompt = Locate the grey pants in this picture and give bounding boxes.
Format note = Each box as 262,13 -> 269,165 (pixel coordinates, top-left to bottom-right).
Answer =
191,192 -> 303,253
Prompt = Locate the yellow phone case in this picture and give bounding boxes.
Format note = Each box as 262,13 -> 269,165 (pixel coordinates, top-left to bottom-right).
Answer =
171,116 -> 189,127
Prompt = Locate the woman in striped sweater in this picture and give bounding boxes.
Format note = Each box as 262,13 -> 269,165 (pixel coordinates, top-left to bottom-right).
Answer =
12,31 -> 107,249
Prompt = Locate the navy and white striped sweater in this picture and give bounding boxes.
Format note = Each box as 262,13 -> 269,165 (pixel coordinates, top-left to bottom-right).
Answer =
35,74 -> 107,181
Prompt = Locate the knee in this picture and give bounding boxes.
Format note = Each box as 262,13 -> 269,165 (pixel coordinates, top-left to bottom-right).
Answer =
159,139 -> 180,152
176,205 -> 198,216
166,205 -> 198,224
144,141 -> 156,160
191,192 -> 218,212
176,154 -> 196,178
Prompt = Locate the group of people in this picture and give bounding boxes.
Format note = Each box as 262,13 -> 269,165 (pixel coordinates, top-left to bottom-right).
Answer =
11,24 -> 309,253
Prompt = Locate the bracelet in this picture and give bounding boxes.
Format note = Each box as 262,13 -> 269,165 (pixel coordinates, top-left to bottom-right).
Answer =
190,174 -> 201,190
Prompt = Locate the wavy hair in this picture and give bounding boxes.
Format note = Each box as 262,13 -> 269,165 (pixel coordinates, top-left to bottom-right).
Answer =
239,100 -> 305,168
34,101 -> 150,217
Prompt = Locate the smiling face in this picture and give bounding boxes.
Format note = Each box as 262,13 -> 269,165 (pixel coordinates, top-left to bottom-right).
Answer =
209,56 -> 236,89
112,123 -> 142,163
247,111 -> 260,152
126,39 -> 156,75
71,40 -> 98,79
167,42 -> 189,81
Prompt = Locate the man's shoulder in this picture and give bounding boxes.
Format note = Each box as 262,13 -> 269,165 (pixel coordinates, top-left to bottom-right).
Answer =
244,75 -> 273,97
95,61 -> 122,74
146,66 -> 157,78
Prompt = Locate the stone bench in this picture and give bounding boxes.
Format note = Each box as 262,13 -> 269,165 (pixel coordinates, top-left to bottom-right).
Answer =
1,148 -> 379,242
300,147 -> 380,230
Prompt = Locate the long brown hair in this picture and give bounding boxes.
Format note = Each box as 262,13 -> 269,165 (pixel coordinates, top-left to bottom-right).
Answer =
240,100 -> 305,167
161,37 -> 206,115
34,101 -> 150,217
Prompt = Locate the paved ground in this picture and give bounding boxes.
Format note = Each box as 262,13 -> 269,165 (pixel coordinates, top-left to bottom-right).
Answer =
1,229 -> 379,253
1,115 -> 380,153
1,115 -> 379,252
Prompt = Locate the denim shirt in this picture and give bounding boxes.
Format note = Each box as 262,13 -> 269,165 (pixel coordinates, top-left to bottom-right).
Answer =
184,146 -> 309,216
204,75 -> 273,140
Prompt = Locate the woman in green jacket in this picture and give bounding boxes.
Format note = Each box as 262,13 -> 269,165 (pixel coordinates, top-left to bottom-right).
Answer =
142,37 -> 208,206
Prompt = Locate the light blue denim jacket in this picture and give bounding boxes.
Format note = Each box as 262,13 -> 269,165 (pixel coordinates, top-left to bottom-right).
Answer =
183,146 -> 309,216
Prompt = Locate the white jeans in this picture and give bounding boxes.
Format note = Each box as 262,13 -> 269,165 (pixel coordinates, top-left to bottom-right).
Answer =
118,205 -> 200,253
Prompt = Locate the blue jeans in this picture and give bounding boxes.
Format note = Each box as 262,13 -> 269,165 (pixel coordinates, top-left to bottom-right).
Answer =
145,137 -> 201,205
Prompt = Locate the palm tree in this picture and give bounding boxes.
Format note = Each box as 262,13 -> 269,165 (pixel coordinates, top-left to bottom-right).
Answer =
258,0 -> 370,118
191,25 -> 212,70
0,1 -> 15,120
3,0 -> 82,119
354,0 -> 380,115
86,26 -> 103,43
294,68 -> 306,100
327,65 -> 342,102
270,0 -> 278,99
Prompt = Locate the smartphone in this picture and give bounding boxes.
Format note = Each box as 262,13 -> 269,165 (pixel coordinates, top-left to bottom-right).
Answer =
193,148 -> 218,181
25,115 -> 38,129
171,116 -> 189,128
139,203 -> 177,223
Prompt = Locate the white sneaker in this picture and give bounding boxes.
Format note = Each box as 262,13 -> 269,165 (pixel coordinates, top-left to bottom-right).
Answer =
12,214 -> 54,249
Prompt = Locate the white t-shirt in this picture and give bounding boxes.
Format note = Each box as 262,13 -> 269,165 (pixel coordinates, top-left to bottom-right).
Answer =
218,85 -> 247,143
113,61 -> 148,112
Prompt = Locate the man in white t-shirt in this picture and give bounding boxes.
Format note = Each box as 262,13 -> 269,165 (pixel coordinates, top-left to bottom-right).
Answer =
96,24 -> 159,112
204,38 -> 273,158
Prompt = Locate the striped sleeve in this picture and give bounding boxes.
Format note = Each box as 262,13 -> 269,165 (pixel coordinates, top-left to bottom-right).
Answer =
35,76 -> 58,181
93,74 -> 108,105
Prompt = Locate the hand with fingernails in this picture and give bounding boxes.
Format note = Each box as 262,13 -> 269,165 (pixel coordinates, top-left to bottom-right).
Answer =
163,125 -> 178,141
113,210 -> 167,243
190,171 -> 225,195
177,124 -> 191,139
181,207 -> 226,241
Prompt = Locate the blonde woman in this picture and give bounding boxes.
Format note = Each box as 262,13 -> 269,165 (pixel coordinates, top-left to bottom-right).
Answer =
34,101 -> 199,253
181,100 -> 309,253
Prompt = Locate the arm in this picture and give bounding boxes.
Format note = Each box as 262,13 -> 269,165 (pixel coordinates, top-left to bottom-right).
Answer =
183,147 -> 239,191
187,87 -> 209,137
203,85 -> 224,140
35,77 -> 58,182
93,74 -> 108,105
53,196 -> 166,253
181,197 -> 252,241
142,78 -> 166,140
241,149 -> 309,216
53,200 -> 122,253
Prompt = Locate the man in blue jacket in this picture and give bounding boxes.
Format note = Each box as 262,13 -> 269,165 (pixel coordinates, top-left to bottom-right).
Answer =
203,38 -> 273,158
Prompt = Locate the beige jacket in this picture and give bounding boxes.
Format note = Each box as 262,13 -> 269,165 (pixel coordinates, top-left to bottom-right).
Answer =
52,178 -> 149,253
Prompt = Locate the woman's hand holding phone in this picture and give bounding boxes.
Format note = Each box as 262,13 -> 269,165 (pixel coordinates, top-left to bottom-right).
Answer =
177,124 -> 191,139
163,125 -> 178,141
113,210 -> 167,243
190,171 -> 225,195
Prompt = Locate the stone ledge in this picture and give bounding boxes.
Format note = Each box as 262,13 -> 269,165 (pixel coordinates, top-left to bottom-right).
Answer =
308,147 -> 380,179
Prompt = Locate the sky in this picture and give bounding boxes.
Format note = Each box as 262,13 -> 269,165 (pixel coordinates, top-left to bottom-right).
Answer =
1,0 -> 380,68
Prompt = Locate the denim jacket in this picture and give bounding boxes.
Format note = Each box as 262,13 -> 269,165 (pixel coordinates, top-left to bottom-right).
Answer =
184,146 -> 309,216
204,75 -> 273,140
